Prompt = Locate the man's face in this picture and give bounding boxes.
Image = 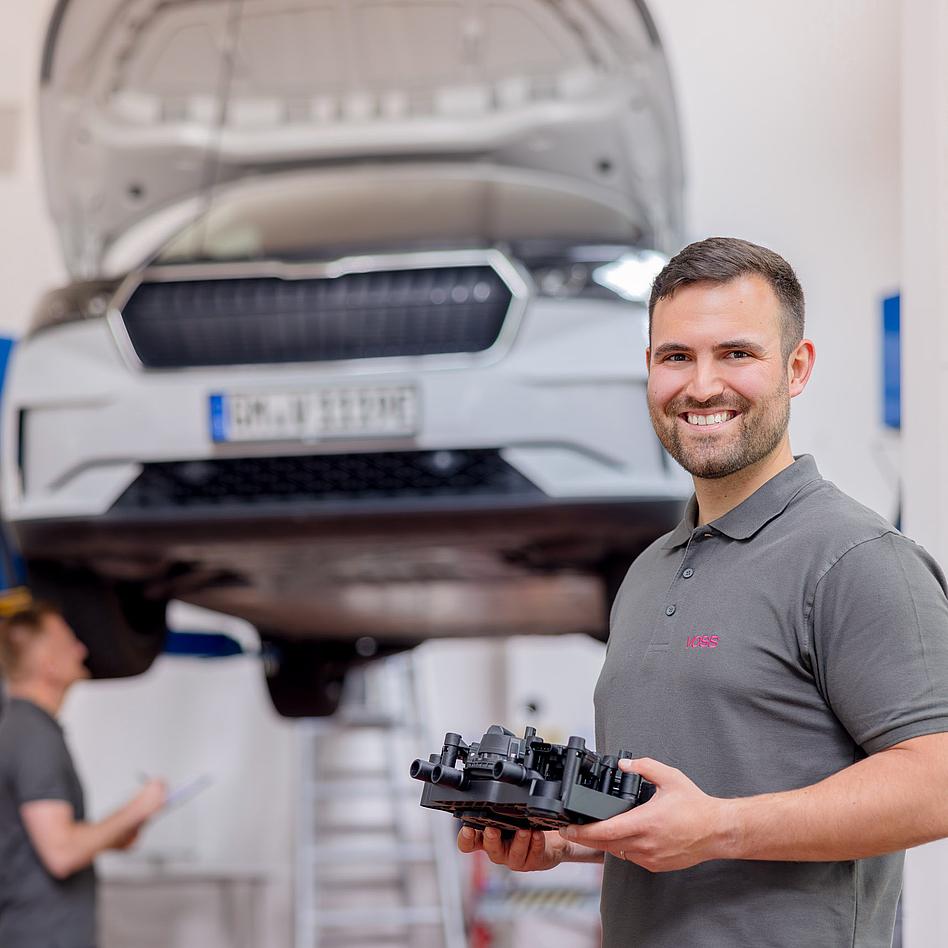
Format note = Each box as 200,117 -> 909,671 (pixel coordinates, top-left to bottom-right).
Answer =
31,614 -> 90,688
646,275 -> 792,479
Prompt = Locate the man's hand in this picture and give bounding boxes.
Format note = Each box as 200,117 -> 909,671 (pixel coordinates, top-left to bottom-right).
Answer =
559,758 -> 731,873
457,825 -> 597,871
128,778 -> 168,823
561,735 -> 948,870
21,777 -> 169,878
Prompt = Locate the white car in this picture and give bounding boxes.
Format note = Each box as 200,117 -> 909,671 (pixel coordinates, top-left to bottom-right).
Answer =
3,0 -> 688,715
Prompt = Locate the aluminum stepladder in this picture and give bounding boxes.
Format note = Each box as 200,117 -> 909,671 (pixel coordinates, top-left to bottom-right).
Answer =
294,651 -> 467,948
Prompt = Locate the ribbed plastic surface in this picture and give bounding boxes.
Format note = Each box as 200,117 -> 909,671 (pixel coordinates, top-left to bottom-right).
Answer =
119,265 -> 512,368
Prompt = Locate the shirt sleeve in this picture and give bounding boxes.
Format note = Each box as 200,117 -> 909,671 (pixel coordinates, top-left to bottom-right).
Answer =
809,532 -> 948,754
12,724 -> 74,807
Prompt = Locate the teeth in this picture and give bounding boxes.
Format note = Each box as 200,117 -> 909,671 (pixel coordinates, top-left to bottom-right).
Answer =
686,412 -> 734,426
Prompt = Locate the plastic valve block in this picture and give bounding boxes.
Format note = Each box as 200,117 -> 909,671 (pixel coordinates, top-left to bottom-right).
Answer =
410,724 -> 655,833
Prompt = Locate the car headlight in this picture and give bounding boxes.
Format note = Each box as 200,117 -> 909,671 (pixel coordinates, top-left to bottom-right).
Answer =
28,279 -> 122,336
591,250 -> 668,302
521,244 -> 667,303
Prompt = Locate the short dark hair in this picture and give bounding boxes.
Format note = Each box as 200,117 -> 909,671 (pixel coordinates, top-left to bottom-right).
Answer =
648,237 -> 805,359
0,602 -> 61,681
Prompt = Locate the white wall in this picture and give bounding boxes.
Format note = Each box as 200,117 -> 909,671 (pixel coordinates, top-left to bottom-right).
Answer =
0,0 -> 65,336
652,0 -> 902,519
900,3 -> 948,945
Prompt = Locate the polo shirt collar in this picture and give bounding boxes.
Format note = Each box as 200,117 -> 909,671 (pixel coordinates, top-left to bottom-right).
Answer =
662,454 -> 822,548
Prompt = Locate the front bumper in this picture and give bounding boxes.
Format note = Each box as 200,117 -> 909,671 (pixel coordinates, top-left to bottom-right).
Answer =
3,295 -> 685,524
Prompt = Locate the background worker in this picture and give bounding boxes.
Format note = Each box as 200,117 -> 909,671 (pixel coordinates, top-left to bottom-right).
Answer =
0,603 -> 167,948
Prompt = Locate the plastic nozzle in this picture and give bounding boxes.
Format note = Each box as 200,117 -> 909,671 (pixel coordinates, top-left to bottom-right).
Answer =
440,733 -> 463,768
431,764 -> 466,789
618,771 -> 642,801
492,760 -> 528,785
409,759 -> 436,782
598,755 -> 618,793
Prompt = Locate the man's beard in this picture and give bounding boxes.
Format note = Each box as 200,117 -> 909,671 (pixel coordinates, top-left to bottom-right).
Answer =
648,387 -> 790,479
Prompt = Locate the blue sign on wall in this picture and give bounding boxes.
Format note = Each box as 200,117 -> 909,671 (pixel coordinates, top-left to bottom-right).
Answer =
0,337 -> 27,587
882,294 -> 900,430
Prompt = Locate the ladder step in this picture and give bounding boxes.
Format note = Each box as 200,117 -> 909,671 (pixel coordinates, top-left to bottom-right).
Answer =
309,905 -> 445,929
305,821 -> 400,835
309,768 -> 390,780
315,873 -> 408,888
309,841 -> 437,864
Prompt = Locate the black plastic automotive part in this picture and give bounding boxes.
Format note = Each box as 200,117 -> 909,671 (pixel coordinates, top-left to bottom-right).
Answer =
411,725 -> 655,833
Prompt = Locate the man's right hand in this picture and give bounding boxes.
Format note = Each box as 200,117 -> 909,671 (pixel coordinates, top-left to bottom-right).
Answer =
457,825 -> 572,871
129,778 -> 168,823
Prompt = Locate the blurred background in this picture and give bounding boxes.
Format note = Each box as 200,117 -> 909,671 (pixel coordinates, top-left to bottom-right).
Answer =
0,1 -> 944,946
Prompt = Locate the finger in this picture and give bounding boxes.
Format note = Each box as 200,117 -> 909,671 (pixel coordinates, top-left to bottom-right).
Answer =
618,757 -> 681,787
561,812 -> 646,845
530,830 -> 550,864
559,823 -> 604,847
482,827 -> 510,864
506,829 -> 532,870
457,827 -> 481,854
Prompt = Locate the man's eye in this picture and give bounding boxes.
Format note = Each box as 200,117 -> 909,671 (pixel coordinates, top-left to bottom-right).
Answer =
727,350 -> 751,359
665,353 -> 689,362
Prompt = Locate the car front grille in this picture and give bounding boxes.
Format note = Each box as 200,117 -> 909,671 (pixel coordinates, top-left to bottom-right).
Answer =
112,449 -> 540,511
118,264 -> 514,368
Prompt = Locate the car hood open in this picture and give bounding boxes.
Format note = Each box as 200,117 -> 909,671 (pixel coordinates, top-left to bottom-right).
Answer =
40,0 -> 683,278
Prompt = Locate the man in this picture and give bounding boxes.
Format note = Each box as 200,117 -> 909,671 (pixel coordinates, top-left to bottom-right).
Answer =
458,238 -> 948,946
0,603 -> 167,948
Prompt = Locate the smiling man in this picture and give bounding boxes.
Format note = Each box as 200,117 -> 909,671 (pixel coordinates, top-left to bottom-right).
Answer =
458,237 -> 948,947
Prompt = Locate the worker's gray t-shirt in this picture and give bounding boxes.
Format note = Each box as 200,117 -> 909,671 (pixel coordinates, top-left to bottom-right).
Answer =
0,697 -> 96,948
595,455 -> 948,948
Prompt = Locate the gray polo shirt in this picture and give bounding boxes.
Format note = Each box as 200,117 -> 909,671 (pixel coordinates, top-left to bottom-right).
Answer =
0,697 -> 97,948
595,454 -> 948,948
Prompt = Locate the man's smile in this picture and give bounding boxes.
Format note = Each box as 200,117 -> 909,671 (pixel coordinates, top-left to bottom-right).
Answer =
677,410 -> 742,430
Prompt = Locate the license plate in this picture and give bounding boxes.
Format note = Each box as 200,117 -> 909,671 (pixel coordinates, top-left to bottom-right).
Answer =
209,385 -> 419,443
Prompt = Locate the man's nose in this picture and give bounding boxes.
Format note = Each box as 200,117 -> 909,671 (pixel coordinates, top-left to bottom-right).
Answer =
684,358 -> 726,403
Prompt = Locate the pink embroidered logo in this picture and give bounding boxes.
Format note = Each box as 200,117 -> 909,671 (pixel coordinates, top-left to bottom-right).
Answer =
686,634 -> 719,649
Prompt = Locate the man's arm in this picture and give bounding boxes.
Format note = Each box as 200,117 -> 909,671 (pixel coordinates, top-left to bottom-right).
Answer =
561,732 -> 948,872
724,731 -> 948,861
20,779 -> 166,879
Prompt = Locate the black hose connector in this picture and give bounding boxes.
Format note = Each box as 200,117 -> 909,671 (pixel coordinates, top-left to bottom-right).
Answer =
561,735 -> 586,790
618,771 -> 642,801
410,759 -> 436,782
431,764 -> 466,789
492,760 -> 528,786
440,733 -> 463,768
598,755 -> 618,793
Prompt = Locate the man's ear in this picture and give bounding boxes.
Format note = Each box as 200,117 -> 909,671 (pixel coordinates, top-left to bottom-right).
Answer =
645,347 -> 651,372
788,339 -> 816,398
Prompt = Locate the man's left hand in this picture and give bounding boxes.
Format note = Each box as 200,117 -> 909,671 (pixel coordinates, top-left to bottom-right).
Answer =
559,757 -> 733,872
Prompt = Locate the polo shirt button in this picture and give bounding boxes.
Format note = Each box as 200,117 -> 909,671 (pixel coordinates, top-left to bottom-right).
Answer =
665,604 -> 676,616
682,568 -> 694,578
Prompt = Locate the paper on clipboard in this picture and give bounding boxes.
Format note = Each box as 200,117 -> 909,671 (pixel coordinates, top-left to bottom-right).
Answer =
159,774 -> 214,816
